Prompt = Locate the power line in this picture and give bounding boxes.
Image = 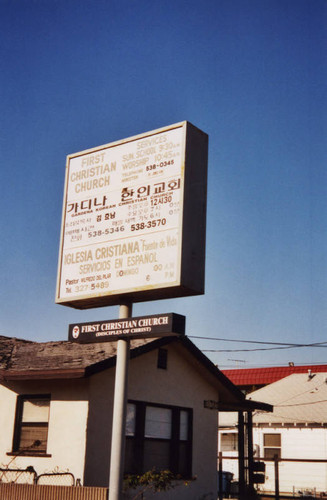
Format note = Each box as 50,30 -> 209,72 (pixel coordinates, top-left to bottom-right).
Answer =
189,335 -> 327,352
276,399 -> 327,407
202,345 -> 327,352
270,382 -> 326,407
189,335 -> 327,348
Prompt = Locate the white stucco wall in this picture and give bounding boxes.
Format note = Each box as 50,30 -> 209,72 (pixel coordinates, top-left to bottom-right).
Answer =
0,379 -> 88,483
123,343 -> 219,500
85,342 -> 220,499
0,343 -> 225,499
0,384 -> 17,466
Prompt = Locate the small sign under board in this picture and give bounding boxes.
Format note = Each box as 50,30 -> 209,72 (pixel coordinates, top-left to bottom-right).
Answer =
68,313 -> 185,342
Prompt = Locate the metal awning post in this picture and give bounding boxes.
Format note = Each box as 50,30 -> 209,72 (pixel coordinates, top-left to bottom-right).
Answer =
274,454 -> 280,500
247,411 -> 254,491
238,411 -> 245,500
218,451 -> 223,500
108,303 -> 133,500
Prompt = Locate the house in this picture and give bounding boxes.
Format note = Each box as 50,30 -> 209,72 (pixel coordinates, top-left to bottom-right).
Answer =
222,363 -> 327,394
219,372 -> 327,496
0,334 -> 271,499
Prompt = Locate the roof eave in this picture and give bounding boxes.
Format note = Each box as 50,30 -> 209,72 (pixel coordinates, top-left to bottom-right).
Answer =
0,368 -> 86,381
215,399 -> 273,413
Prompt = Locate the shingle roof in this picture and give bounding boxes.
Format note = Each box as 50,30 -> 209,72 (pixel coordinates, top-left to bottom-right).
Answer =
222,365 -> 327,387
0,334 -> 272,413
0,334 -> 155,379
247,372 -> 327,425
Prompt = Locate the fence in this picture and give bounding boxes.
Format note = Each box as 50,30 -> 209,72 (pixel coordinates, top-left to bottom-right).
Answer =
0,468 -> 108,500
36,472 -> 75,486
261,456 -> 327,499
0,466 -> 37,484
0,468 -> 75,486
0,484 -> 108,500
220,455 -> 327,499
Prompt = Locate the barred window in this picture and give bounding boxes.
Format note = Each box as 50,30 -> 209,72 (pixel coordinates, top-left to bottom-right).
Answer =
12,395 -> 50,455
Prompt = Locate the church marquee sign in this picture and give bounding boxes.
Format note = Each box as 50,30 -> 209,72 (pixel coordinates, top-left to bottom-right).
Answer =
56,122 -> 208,309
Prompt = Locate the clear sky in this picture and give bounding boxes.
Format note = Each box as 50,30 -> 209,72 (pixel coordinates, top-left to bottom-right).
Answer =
1,0 -> 326,369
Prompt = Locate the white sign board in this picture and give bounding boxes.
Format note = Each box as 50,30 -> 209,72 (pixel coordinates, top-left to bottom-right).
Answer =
56,122 -> 208,308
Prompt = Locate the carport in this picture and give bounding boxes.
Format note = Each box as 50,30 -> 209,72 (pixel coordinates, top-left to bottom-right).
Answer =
206,397 -> 272,499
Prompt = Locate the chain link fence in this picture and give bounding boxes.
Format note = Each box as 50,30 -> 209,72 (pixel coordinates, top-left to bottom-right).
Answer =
0,468 -> 75,486
0,467 -> 36,484
36,472 -> 75,486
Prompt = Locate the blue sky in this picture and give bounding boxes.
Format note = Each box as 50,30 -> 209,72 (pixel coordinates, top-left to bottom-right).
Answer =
1,0 -> 326,368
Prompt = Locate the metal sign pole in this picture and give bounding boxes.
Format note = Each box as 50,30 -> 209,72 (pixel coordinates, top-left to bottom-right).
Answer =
108,302 -> 132,500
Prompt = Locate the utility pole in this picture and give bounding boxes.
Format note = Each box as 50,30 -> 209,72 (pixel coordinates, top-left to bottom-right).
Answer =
108,302 -> 132,500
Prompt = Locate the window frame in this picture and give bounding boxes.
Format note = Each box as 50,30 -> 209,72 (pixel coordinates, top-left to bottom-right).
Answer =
10,394 -> 51,457
125,400 -> 193,478
220,431 -> 238,452
263,433 -> 281,460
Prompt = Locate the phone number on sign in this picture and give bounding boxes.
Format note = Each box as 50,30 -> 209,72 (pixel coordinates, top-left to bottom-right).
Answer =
131,219 -> 166,231
88,227 -> 125,238
74,281 -> 109,293
146,160 -> 174,171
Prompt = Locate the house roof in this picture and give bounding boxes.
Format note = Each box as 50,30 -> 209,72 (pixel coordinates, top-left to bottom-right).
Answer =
247,372 -> 327,425
222,364 -> 327,387
0,334 -> 155,380
0,334 -> 272,414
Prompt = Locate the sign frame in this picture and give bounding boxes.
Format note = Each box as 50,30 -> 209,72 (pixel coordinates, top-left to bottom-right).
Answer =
56,121 -> 208,309
68,313 -> 185,342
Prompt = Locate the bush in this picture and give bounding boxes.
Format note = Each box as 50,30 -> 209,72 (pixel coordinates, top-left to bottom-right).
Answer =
123,469 -> 178,499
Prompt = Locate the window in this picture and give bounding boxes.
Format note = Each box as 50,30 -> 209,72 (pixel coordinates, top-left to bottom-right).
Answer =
157,348 -> 168,370
12,395 -> 50,455
125,401 -> 192,477
263,433 -> 281,459
220,432 -> 238,452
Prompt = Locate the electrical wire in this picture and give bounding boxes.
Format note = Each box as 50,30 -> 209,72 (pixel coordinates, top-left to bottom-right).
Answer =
190,335 -> 295,345
202,346 -> 327,353
274,399 -> 327,407
188,336 -> 327,353
189,335 -> 327,348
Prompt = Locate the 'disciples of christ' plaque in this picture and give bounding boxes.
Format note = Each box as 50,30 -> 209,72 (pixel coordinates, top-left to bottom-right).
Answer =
68,313 -> 185,342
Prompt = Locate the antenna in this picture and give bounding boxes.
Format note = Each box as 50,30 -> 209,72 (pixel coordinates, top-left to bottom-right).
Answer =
228,359 -> 246,369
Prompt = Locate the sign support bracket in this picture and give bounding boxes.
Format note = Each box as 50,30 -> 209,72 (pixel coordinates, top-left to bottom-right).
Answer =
108,302 -> 132,500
